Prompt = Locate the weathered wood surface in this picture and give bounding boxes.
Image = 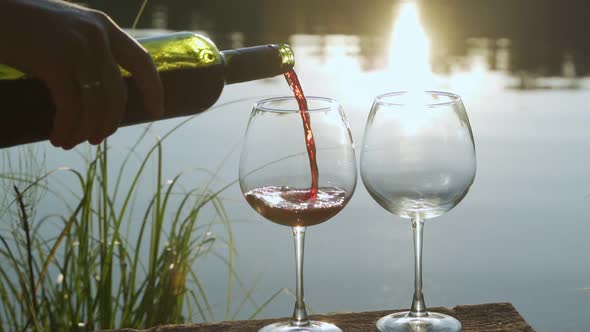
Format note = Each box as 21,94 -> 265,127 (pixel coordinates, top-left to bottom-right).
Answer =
103,302 -> 534,332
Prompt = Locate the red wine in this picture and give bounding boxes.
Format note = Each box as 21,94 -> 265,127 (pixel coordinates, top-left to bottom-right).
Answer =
244,186 -> 347,227
284,69 -> 319,200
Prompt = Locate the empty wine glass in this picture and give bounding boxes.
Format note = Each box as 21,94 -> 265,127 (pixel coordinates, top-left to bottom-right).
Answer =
361,91 -> 476,332
240,96 -> 357,332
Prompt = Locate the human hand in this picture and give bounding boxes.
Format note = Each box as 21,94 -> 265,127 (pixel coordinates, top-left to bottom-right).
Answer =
0,0 -> 164,149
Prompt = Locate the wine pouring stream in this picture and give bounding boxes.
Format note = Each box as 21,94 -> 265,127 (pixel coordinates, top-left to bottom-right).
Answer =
284,70 -> 319,201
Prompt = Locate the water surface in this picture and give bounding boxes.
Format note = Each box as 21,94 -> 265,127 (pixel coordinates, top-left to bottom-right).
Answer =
6,1 -> 590,331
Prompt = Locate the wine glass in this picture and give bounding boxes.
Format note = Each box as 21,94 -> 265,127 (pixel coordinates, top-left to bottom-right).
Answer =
239,96 -> 357,332
360,91 -> 476,332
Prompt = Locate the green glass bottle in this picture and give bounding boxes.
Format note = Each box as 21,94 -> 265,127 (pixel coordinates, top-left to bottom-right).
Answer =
0,32 -> 295,148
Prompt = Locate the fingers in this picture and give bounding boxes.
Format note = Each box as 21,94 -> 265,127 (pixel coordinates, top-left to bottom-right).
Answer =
48,19 -> 128,149
81,23 -> 127,145
108,23 -> 164,118
45,73 -> 82,149
73,45 -> 104,147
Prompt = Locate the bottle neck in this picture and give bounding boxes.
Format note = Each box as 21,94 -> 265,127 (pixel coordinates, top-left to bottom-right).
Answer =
221,44 -> 294,84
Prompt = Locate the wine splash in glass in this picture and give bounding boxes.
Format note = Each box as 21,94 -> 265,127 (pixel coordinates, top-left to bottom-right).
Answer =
361,91 -> 476,332
240,75 -> 357,332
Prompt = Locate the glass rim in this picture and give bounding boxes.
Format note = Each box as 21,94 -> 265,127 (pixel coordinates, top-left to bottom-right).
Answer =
374,90 -> 462,107
254,96 -> 339,113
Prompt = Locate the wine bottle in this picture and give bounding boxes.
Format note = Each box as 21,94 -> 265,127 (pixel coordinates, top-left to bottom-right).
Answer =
0,32 -> 295,148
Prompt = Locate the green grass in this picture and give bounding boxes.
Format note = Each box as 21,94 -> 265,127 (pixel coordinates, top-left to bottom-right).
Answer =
0,137 -> 224,330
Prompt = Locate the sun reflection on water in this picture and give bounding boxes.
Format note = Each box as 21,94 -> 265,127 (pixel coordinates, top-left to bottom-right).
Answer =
388,1 -> 435,90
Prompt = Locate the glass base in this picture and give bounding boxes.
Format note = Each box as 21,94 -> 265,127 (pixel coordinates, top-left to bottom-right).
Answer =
376,311 -> 461,332
259,320 -> 342,332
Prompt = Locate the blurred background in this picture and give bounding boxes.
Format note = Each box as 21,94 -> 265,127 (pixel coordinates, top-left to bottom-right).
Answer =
12,0 -> 590,331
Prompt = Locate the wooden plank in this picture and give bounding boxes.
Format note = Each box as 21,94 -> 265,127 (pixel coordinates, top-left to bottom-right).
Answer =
103,302 -> 534,332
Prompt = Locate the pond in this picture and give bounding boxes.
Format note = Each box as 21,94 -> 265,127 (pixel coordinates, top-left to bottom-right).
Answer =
3,1 -> 590,331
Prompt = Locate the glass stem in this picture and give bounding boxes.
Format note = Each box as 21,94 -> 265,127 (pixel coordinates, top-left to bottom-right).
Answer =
409,218 -> 428,317
291,226 -> 310,326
